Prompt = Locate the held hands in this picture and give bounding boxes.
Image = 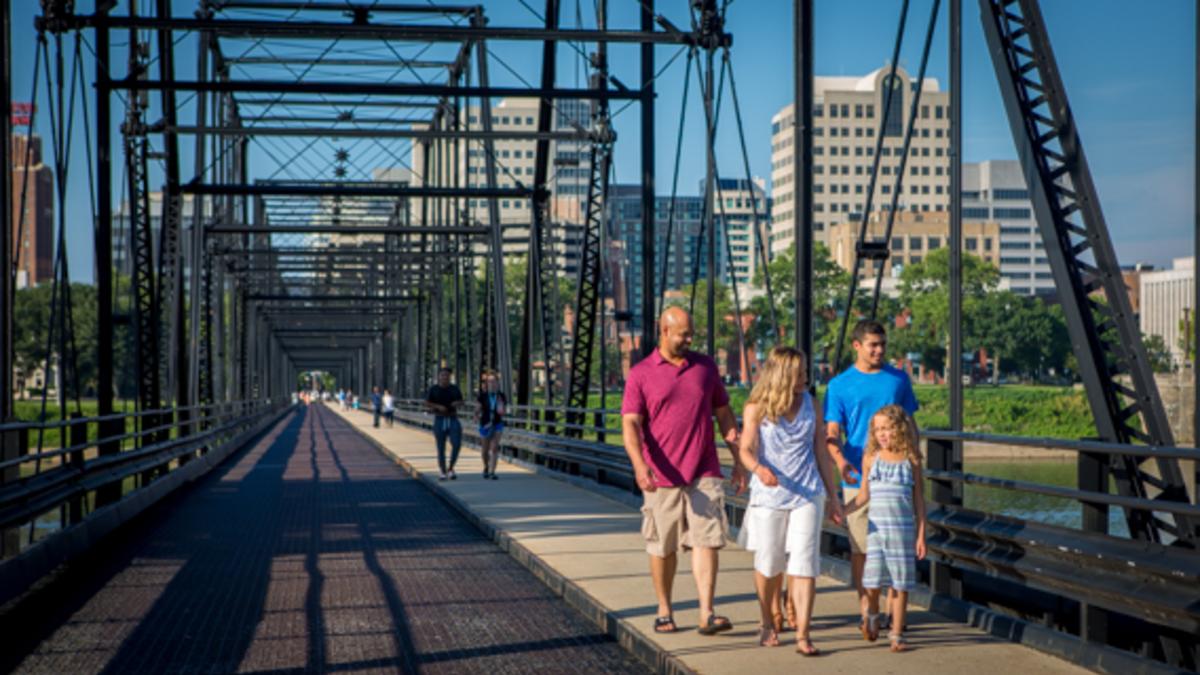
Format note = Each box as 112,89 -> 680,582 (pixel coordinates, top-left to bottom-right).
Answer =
730,464 -> 749,495
825,497 -> 846,526
839,460 -> 860,486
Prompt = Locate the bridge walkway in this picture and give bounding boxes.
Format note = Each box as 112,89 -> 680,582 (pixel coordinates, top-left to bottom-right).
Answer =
1,405 -> 646,674
326,404 -> 1090,674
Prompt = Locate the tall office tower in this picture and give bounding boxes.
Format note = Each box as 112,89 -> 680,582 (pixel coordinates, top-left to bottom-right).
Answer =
963,160 -> 1054,296
710,177 -> 771,297
11,133 -> 54,288
769,65 -> 950,258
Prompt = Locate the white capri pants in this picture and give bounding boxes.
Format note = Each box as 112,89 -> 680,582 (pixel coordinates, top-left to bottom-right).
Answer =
740,501 -> 824,578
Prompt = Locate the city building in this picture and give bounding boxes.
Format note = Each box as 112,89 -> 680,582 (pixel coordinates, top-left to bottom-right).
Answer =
411,98 -> 593,276
710,177 -> 771,296
11,133 -> 53,288
769,65 -> 950,258
1139,257 -> 1194,367
112,192 -> 196,279
826,210 -> 1003,295
963,160 -> 1053,296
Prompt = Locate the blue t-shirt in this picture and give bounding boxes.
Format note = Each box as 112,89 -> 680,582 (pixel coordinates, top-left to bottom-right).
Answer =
824,364 -> 918,486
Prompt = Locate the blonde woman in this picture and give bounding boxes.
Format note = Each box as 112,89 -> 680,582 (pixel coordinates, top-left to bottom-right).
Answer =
738,346 -> 844,654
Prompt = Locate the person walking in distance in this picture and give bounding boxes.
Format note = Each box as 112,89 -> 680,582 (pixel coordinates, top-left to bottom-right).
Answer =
737,346 -> 844,654
621,306 -> 746,636
824,320 -> 918,637
476,370 -> 507,480
382,389 -> 396,428
371,386 -> 382,428
425,368 -> 464,480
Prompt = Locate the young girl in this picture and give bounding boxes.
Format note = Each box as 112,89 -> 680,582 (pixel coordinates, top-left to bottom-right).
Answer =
476,371 -> 507,480
846,404 -> 926,652
737,347 -> 844,655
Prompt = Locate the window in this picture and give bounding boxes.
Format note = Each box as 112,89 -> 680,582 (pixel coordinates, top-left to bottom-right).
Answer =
909,236 -> 923,250
1000,226 -> 1029,235
1035,272 -> 1054,280
965,237 -> 978,251
855,104 -> 863,118
909,255 -> 922,264
813,103 -> 824,116
892,237 -> 903,251
841,104 -> 850,117
920,105 -> 930,119
855,184 -> 863,194
855,146 -> 863,156
935,105 -> 944,119
963,207 -> 989,219
866,105 -> 875,117
984,238 -> 993,251
1000,241 -> 1032,250
883,75 -> 904,136
994,207 -> 1032,219
994,189 -> 1029,200
928,237 -> 941,249
830,104 -> 839,118
1000,256 -> 1031,265
526,116 -> 534,125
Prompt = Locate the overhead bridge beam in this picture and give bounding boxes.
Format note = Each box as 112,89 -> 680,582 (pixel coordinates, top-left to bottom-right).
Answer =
108,79 -> 647,101
187,184 -> 532,198
207,224 -> 487,235
78,16 -> 692,45
171,126 -> 591,142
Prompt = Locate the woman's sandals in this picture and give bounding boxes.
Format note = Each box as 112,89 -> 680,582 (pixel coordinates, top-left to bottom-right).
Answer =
758,625 -> 780,647
795,638 -> 820,656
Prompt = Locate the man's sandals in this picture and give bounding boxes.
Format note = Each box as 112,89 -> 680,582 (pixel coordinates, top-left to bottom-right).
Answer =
653,616 -> 677,634
697,614 -> 733,635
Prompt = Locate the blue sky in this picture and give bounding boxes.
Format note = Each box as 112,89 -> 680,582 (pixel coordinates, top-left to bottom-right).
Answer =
10,0 -> 1196,281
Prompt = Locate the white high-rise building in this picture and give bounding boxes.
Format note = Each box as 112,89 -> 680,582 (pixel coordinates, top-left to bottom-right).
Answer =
769,65 -> 950,258
963,160 -> 1053,296
711,177 -> 770,295
1140,257 -> 1194,367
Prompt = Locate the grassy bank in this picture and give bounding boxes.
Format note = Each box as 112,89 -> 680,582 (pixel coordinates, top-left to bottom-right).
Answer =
577,384 -> 1094,441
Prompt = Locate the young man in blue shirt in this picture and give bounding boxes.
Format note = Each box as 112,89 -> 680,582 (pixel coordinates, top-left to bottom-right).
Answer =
824,320 -> 918,635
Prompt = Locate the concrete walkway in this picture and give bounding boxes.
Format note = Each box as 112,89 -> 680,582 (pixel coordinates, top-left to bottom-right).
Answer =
330,404 -> 1089,675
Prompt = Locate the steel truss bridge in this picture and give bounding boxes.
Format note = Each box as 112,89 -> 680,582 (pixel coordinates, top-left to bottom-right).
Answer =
0,0 -> 1198,671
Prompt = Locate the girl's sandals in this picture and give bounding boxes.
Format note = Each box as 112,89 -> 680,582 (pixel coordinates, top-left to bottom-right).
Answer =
795,638 -> 820,656
889,632 -> 908,652
860,613 -> 880,642
758,625 -> 780,647
653,616 -> 677,634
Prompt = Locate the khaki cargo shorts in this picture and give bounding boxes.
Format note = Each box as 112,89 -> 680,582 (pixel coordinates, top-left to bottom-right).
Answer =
842,485 -> 869,555
640,476 -> 729,557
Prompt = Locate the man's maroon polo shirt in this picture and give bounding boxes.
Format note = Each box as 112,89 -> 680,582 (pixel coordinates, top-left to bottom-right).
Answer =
621,349 -> 730,487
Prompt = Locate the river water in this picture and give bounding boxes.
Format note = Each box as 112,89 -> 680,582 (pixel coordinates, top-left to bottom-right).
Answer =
961,459 -> 1131,537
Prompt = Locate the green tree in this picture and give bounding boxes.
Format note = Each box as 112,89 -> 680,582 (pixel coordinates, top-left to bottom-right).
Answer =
668,278 -> 739,356
971,291 -> 1069,382
1141,333 -> 1175,373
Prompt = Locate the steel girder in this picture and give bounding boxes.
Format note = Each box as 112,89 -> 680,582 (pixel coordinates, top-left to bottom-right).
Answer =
980,0 -> 1196,547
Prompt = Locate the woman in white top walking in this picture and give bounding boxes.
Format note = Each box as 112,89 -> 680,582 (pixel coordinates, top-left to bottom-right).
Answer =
738,346 -> 844,654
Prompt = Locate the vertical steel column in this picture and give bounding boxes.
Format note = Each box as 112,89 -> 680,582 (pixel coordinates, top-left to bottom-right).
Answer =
949,0 -> 963,430
703,38 -> 716,357
0,0 -> 12,427
1194,0 -> 1199,504
793,0 -> 813,371
476,31 -> 514,397
95,4 -> 120,505
638,0 -> 656,359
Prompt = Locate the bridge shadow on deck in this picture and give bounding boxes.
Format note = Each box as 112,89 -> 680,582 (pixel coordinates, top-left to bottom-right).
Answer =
2,406 -> 644,675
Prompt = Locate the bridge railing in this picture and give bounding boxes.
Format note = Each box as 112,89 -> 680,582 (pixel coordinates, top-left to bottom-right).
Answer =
388,397 -> 1200,669
0,397 -> 293,606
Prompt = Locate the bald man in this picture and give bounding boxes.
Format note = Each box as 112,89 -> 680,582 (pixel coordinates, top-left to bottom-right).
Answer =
621,306 -> 745,636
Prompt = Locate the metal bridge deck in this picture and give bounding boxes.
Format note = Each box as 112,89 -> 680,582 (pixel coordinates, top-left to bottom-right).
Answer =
0,405 -> 646,674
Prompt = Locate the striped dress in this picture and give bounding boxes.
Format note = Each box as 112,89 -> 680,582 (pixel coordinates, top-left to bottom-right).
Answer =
862,455 -> 917,591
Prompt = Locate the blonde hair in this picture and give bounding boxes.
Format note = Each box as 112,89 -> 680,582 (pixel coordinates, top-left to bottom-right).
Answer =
866,405 -> 920,464
746,346 -> 807,423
